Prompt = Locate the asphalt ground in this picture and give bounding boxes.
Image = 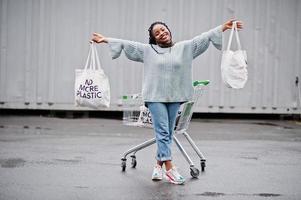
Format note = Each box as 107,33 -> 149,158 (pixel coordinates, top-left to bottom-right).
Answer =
0,116 -> 301,200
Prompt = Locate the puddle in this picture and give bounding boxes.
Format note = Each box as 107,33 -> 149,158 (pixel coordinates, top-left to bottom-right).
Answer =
252,122 -> 294,129
53,159 -> 81,164
74,186 -> 89,189
97,162 -> 120,166
196,192 -> 225,197
256,193 -> 282,197
196,192 -> 282,198
0,124 -> 52,136
240,156 -> 258,160
0,158 -> 26,168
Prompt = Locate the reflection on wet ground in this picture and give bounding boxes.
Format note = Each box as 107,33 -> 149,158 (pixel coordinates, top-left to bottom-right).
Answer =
0,117 -> 300,200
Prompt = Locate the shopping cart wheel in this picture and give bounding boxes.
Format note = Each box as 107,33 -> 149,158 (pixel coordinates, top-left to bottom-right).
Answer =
190,167 -> 200,178
131,155 -> 137,168
121,159 -> 126,171
201,160 -> 206,171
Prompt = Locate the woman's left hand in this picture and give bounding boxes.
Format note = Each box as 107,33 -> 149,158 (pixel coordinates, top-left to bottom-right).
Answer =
222,19 -> 243,32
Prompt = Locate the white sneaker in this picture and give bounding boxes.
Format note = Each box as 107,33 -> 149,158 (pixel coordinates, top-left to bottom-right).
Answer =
152,164 -> 163,181
165,166 -> 185,185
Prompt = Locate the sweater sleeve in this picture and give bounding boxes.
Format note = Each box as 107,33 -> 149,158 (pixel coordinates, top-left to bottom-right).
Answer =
191,25 -> 223,59
107,38 -> 146,63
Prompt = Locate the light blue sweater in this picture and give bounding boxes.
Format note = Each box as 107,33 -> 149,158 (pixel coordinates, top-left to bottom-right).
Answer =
107,25 -> 223,102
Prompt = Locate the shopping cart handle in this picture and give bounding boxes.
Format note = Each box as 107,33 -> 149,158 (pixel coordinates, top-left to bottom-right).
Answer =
193,80 -> 210,87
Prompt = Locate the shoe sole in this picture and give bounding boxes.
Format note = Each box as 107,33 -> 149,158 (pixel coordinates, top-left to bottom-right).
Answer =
165,175 -> 185,185
152,174 -> 163,181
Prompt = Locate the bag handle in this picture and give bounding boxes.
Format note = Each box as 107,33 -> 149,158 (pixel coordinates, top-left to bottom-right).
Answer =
92,43 -> 104,72
234,22 -> 242,50
84,42 -> 104,72
84,43 -> 93,70
226,21 -> 242,51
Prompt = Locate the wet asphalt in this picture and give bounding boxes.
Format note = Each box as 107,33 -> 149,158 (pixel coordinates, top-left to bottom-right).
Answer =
0,116 -> 301,200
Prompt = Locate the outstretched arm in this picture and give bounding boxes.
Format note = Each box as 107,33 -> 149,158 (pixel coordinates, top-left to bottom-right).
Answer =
89,20 -> 243,43
191,26 -> 223,59
191,19 -> 243,59
90,33 -> 145,63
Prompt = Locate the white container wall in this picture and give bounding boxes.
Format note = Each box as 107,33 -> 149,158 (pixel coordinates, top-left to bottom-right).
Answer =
0,0 -> 300,114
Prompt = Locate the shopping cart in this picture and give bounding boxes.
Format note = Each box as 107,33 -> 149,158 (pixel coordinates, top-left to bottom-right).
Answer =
121,80 -> 210,178
122,93 -> 153,128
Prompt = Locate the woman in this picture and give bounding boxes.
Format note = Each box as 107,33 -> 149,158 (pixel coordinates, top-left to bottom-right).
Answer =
91,19 -> 243,185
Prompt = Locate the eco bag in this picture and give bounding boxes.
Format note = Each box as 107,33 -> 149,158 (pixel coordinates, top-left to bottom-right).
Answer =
221,21 -> 248,89
75,43 -> 110,108
137,105 -> 152,127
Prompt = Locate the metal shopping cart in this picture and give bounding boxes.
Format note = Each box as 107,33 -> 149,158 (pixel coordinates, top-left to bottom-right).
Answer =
121,80 -> 210,178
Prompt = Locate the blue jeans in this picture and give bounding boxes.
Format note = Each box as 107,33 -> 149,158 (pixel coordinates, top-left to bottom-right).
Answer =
146,102 -> 181,162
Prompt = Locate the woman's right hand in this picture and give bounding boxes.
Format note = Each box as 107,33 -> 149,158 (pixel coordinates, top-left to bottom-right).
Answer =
90,32 -> 108,43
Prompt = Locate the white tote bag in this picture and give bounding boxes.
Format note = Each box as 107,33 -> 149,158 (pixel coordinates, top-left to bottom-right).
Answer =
74,43 -> 110,108
221,21 -> 248,89
137,105 -> 153,127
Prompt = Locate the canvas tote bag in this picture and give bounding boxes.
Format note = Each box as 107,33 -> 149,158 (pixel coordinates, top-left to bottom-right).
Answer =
74,43 -> 110,108
221,21 -> 248,89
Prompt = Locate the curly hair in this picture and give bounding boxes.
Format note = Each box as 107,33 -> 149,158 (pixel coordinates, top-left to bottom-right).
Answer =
148,21 -> 172,45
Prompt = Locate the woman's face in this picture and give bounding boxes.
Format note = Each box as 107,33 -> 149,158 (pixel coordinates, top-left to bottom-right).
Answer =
152,24 -> 171,45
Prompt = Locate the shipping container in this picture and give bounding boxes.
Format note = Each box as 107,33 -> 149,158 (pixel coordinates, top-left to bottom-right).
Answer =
0,0 -> 300,114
